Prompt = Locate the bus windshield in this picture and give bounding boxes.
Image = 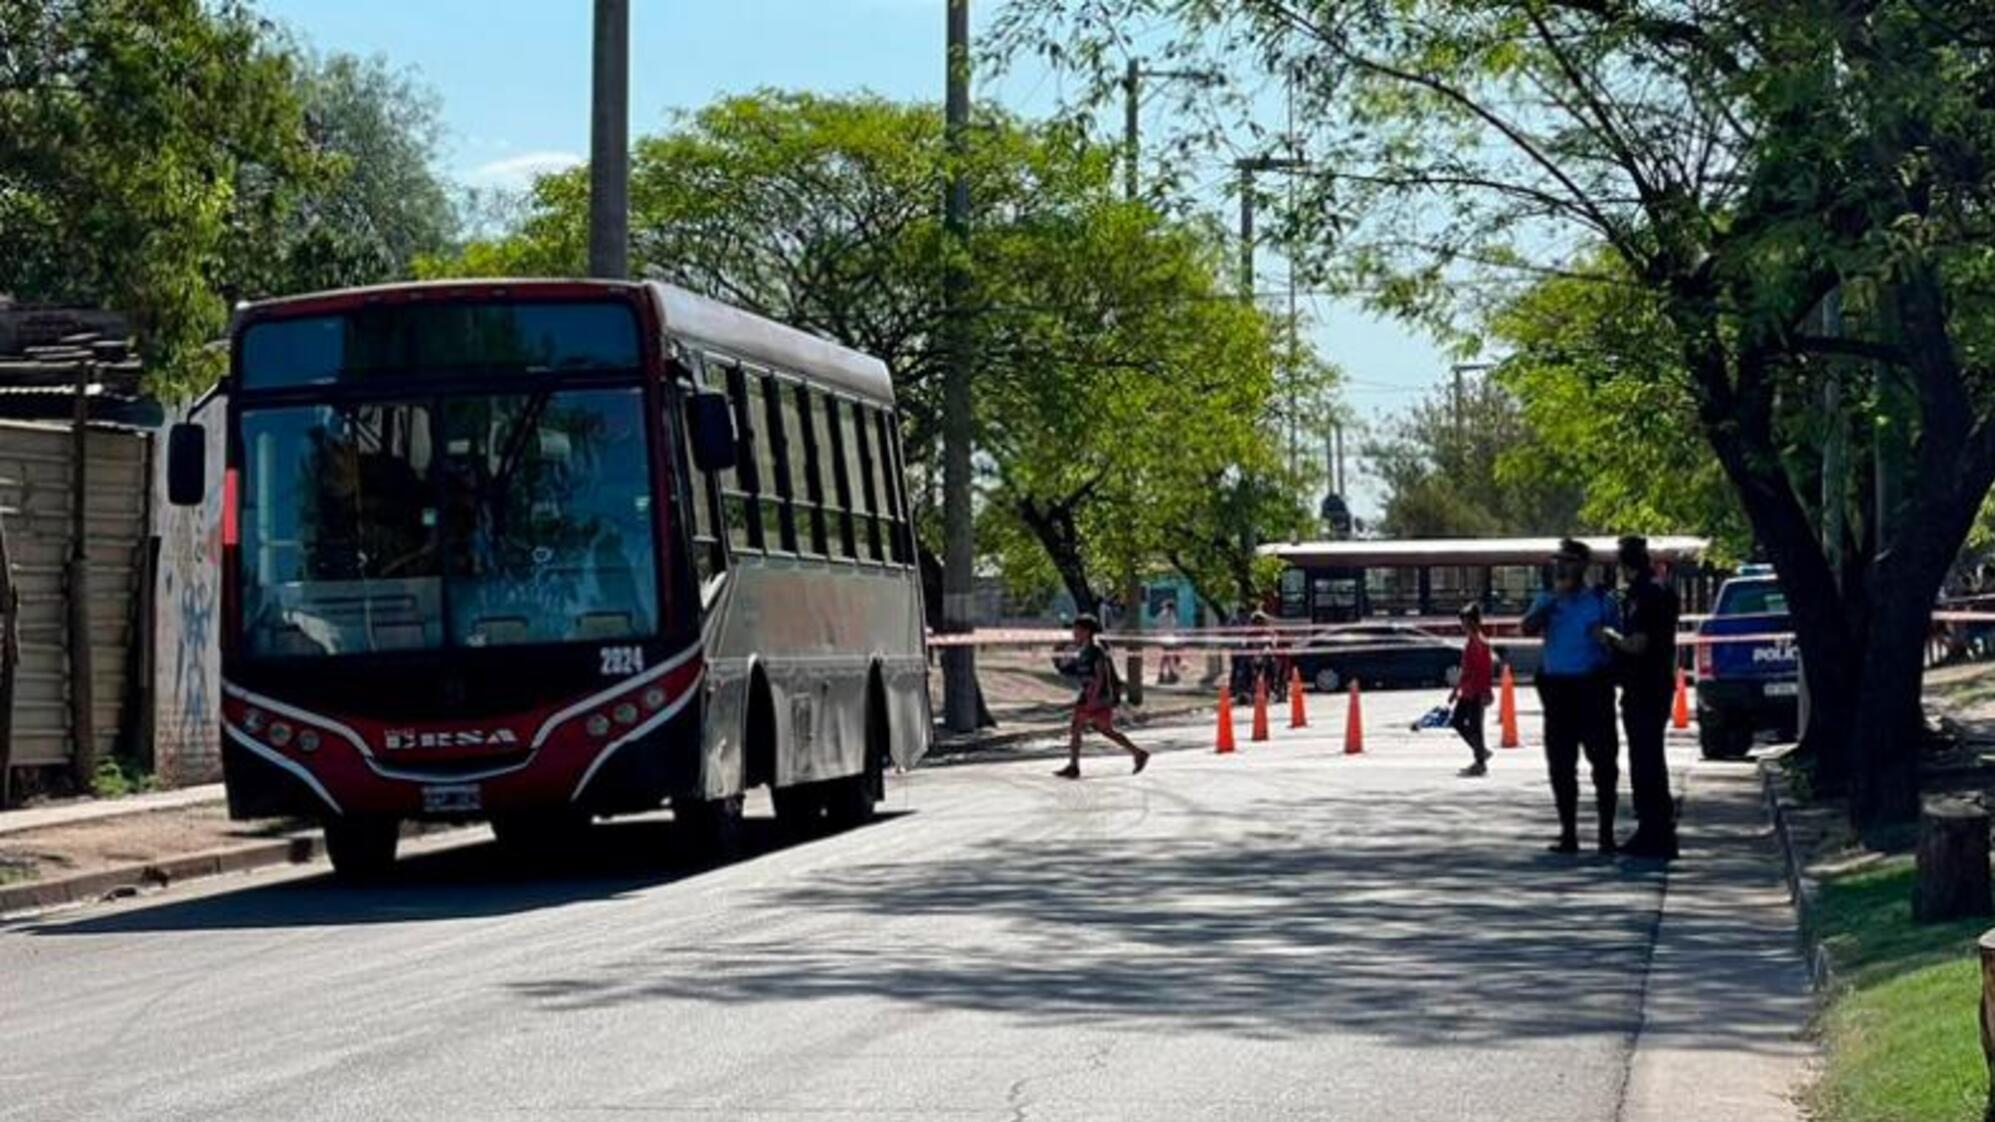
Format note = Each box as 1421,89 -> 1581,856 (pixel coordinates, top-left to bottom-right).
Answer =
237,387 -> 658,657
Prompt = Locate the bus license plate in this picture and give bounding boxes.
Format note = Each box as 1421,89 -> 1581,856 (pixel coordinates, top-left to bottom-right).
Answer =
422,784 -> 482,814
1764,681 -> 1798,698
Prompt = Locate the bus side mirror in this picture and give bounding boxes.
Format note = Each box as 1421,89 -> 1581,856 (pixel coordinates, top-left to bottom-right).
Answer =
686,392 -> 738,473
166,423 -> 206,507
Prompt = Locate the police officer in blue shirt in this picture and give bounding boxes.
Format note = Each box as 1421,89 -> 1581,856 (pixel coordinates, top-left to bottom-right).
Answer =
1520,539 -> 1622,854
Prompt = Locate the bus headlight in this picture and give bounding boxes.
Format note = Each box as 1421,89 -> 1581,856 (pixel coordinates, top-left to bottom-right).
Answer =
642,687 -> 666,710
296,730 -> 320,753
268,721 -> 294,748
612,703 -> 639,725
586,714 -> 612,738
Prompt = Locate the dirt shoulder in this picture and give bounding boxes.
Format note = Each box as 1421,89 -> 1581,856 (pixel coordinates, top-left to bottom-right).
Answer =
0,802 -> 309,887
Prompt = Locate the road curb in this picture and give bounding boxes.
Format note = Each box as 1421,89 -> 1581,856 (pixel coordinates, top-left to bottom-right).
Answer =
0,786 -> 227,838
0,821 -> 464,919
1758,757 -> 1840,993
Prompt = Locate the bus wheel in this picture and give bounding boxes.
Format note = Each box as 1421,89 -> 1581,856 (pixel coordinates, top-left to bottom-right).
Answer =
826,754 -> 882,831
677,794 -> 745,862
771,784 -> 827,838
323,816 -> 399,883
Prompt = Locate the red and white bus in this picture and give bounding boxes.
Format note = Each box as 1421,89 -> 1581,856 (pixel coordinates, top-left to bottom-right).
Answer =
167,280 -> 930,877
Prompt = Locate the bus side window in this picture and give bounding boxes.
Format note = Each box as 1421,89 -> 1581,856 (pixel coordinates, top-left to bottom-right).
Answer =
675,367 -> 724,584
842,400 -> 884,562
720,362 -> 761,552
745,371 -> 785,551
760,371 -> 799,553
789,382 -> 827,555
871,408 -> 910,566
821,395 -> 859,560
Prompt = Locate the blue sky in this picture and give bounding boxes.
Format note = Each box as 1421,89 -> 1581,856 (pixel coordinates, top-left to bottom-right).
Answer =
258,0 -> 1446,516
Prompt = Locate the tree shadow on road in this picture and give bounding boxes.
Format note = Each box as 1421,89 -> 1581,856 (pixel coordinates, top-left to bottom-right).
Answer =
501,787 -> 1798,1054
16,814 -> 903,935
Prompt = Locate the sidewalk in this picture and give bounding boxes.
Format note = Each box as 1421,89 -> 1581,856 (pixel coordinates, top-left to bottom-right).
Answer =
0,783 -> 224,837
1622,758 -> 1816,1121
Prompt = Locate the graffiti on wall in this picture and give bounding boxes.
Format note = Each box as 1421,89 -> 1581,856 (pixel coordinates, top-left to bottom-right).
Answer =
151,399 -> 225,783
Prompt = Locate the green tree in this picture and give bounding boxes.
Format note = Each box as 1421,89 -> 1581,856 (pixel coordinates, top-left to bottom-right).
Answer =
996,0 -> 1995,832
1368,378 -> 1584,538
227,51 -> 458,299
1488,263 -> 1753,562
430,91 -> 1313,622
0,0 -> 311,389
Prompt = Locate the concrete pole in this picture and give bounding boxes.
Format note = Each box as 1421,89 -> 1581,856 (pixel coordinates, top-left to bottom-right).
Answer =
587,0 -> 630,280
940,0 -> 979,733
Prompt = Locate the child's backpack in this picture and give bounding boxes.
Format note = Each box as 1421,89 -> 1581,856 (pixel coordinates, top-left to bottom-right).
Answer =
1099,641 -> 1126,706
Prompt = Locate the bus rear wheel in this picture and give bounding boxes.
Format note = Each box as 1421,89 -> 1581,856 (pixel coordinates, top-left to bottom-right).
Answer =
825,750 -> 883,831
323,816 -> 399,883
771,784 -> 828,837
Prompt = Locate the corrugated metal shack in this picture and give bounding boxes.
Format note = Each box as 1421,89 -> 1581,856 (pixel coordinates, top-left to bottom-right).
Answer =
0,302 -> 165,804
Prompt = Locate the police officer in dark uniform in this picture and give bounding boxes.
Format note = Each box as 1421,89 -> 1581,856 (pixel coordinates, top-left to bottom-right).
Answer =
1601,535 -> 1680,860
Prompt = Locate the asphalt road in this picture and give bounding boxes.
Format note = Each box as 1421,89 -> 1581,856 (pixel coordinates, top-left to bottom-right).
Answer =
1,691 -> 1704,1122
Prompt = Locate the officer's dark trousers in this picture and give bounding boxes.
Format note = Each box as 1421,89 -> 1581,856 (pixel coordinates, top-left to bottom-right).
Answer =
1621,684 -> 1676,836
1536,673 -> 1619,840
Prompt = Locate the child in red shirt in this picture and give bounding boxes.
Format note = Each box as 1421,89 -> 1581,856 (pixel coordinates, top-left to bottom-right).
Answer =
1452,604 -> 1496,777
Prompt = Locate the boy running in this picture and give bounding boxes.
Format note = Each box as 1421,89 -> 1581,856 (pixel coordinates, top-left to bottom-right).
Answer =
1053,613 -> 1151,779
1452,604 -> 1497,777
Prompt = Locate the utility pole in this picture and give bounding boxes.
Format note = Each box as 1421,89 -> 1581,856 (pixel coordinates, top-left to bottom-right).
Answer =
1235,155 -> 1304,300
1448,363 -> 1493,459
1122,61 -> 1218,202
1123,59 -> 1141,202
940,0 -> 979,733
587,0 -> 630,279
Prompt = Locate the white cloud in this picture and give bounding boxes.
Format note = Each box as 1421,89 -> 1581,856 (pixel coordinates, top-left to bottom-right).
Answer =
463,150 -> 583,189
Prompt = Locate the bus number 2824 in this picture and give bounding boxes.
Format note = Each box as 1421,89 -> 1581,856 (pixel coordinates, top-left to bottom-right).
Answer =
599,646 -> 646,676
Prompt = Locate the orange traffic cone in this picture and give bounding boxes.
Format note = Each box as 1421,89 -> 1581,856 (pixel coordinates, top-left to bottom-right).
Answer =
1499,664 -> 1521,749
1215,686 -> 1236,754
1672,665 -> 1692,730
1289,667 -> 1308,729
1251,674 -> 1271,742
1343,680 -> 1365,755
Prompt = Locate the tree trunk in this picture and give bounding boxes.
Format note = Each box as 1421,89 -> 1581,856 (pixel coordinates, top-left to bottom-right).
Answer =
1851,588 -> 1931,835
1913,798 -> 1992,922
1016,497 -> 1097,617
918,544 -> 945,632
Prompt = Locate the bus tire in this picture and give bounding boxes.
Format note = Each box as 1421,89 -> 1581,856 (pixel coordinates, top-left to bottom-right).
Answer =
677,794 -> 745,862
827,682 -> 889,830
324,816 -> 399,883
772,784 -> 827,837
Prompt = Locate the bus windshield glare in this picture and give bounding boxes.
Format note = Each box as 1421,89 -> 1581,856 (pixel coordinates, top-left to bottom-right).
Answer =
236,387 -> 659,657
238,300 -> 640,387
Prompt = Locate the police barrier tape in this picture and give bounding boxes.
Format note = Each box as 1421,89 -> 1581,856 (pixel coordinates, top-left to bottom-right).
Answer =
924,611 -> 1995,652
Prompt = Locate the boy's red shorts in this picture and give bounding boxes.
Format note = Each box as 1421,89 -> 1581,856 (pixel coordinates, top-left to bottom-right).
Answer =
1072,702 -> 1117,732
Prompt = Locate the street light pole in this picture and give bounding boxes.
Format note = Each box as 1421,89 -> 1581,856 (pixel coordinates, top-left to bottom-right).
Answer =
587,0 -> 629,280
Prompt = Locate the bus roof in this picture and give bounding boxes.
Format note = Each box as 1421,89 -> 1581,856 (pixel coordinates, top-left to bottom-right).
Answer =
232,278 -> 895,404
1263,535 -> 1710,568
651,283 -> 893,402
